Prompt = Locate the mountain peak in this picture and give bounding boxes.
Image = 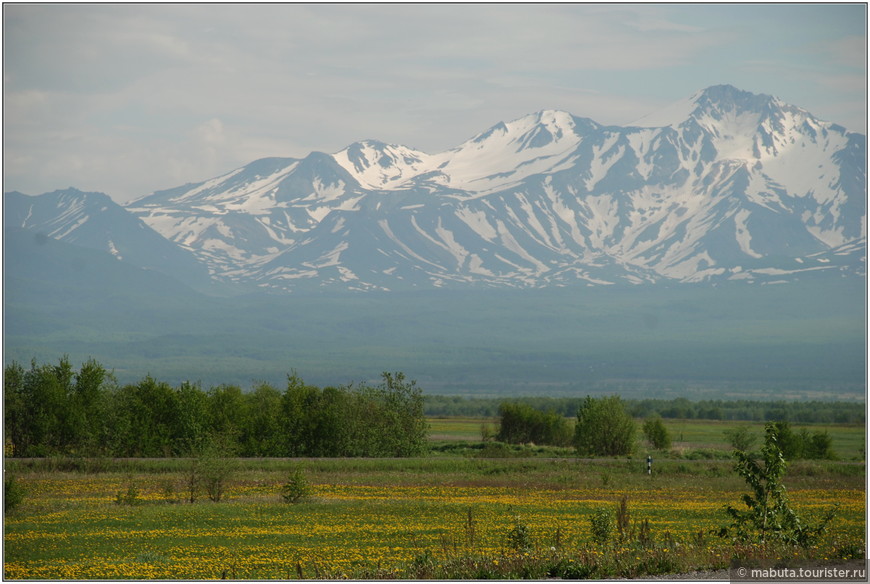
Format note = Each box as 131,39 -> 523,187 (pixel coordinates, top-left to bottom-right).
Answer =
83,84 -> 863,293
695,84 -> 768,104
507,109 -> 579,134
630,85 -> 784,129
690,84 -> 788,118
333,139 -> 432,190
460,109 -> 589,155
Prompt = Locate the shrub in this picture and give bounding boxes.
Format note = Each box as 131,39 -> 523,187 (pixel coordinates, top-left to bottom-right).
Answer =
589,507 -> 613,546
724,424 -> 758,452
506,516 -> 533,553
280,469 -> 312,504
115,481 -> 140,506
496,402 -> 571,446
642,416 -> 671,450
4,475 -> 25,514
806,429 -> 836,459
719,422 -> 837,546
199,433 -> 238,503
770,421 -> 837,460
574,396 -> 636,457
615,496 -> 631,542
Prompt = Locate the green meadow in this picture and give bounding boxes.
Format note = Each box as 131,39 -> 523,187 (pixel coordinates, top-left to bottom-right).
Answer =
4,417 -> 865,580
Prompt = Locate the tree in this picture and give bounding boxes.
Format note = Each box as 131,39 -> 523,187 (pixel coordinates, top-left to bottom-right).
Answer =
307,385 -> 351,457
281,372 -> 322,456
5,359 -> 430,460
770,421 -> 802,459
15,357 -> 74,456
805,429 -> 835,460
68,358 -> 114,455
574,395 -> 636,457
497,402 -> 536,444
112,376 -> 181,457
206,384 -> 246,444
719,422 -> 836,546
240,383 -> 283,457
496,402 -> 571,446
642,416 -> 671,450
769,421 -> 836,460
376,371 -> 428,456
724,424 -> 758,452
4,362 -> 26,457
198,432 -> 239,503
175,381 -> 209,454
279,370 -> 427,457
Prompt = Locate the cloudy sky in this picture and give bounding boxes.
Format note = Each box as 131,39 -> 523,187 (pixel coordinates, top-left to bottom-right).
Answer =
4,3 -> 866,203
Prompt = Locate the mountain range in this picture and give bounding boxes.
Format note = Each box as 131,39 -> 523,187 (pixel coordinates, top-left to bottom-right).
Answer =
5,85 -> 866,294
3,85 -> 866,393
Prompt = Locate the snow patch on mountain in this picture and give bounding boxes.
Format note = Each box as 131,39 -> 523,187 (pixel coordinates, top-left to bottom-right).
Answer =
85,85 -> 865,292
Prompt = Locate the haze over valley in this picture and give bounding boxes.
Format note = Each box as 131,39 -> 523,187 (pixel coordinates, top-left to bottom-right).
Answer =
5,85 -> 865,398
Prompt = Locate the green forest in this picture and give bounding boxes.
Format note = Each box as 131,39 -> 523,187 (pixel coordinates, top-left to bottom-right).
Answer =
4,358 -> 426,458
4,357 -> 863,460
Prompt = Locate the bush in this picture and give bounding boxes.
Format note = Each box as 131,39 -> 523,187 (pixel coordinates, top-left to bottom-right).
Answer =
574,396 -> 636,456
589,508 -> 613,546
4,475 -> 25,514
280,470 -> 312,504
771,421 -> 837,460
804,428 -> 836,459
496,402 -> 571,446
724,424 -> 757,452
506,516 -> 533,552
199,433 -> 238,503
115,481 -> 141,506
719,422 -> 837,546
642,416 -> 671,450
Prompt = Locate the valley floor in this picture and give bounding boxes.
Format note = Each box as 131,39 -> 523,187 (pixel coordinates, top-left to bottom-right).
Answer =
4,449 -> 865,580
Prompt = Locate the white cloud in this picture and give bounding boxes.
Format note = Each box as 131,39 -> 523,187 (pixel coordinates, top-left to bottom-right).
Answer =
816,35 -> 866,70
3,4 -> 865,203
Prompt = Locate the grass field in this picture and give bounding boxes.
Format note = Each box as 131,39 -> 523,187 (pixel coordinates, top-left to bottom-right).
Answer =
429,417 -> 866,460
4,416 -> 866,580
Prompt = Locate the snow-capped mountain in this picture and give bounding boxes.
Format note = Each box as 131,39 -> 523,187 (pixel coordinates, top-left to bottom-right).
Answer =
14,85 -> 867,293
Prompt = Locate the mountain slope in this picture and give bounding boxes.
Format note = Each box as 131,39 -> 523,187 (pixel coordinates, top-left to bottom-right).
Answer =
80,85 -> 870,291
4,189 -> 217,293
5,85 -> 864,394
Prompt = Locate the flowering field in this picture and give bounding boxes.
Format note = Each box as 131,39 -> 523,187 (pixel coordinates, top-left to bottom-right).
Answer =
4,457 -> 865,580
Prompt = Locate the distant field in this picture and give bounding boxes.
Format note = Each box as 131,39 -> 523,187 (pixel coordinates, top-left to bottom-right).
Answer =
428,417 -> 498,441
427,417 -> 866,461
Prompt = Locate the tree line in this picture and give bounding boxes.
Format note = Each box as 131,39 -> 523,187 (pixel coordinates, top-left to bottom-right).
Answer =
495,396 -> 649,456
4,357 -> 848,460
425,395 -> 864,424
4,358 -> 427,458
494,395 -> 836,460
